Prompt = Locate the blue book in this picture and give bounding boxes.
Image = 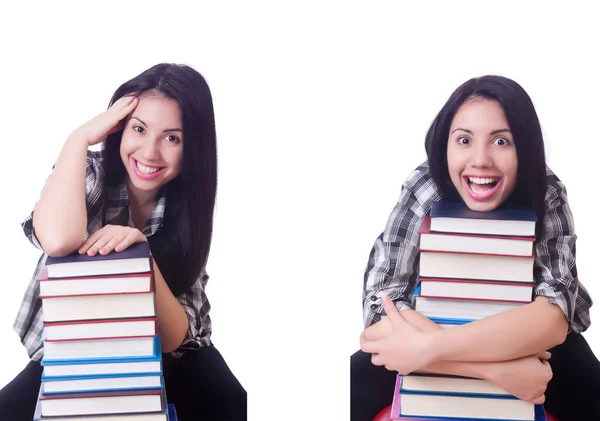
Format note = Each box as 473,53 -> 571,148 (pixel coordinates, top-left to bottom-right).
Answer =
41,374 -> 164,395
41,333 -> 161,365
45,242 -> 152,278
392,375 -> 547,421
429,202 -> 536,237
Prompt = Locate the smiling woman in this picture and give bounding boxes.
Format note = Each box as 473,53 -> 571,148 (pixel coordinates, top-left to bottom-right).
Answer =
352,75 -> 599,421
0,63 -> 246,421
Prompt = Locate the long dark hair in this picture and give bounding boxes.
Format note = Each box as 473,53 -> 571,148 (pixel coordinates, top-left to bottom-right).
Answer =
424,75 -> 547,233
102,63 -> 217,296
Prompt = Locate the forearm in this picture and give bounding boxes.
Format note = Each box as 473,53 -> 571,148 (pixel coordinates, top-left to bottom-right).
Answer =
33,136 -> 89,256
426,297 -> 567,363
153,259 -> 189,353
401,310 -> 495,380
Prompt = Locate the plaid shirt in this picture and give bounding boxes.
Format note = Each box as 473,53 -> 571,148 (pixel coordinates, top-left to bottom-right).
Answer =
363,161 -> 593,334
14,150 -> 212,362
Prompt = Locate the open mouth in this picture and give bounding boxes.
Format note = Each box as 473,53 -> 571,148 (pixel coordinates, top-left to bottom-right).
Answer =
131,157 -> 167,179
463,176 -> 501,199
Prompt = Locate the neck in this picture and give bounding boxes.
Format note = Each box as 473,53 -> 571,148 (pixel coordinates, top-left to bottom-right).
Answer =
126,178 -> 158,230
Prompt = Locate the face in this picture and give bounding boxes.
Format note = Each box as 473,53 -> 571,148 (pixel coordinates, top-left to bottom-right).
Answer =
120,92 -> 184,198
446,97 -> 518,212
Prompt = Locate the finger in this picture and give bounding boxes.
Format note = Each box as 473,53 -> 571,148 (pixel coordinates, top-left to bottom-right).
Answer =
382,296 -> 405,324
531,394 -> 545,405
79,228 -> 107,254
371,352 -> 386,366
112,95 -> 137,109
363,319 -> 392,342
360,333 -> 381,355
115,231 -> 146,252
87,234 -> 113,256
99,235 -> 125,255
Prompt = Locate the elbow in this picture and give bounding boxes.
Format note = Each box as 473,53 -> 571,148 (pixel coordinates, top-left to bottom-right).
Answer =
33,221 -> 85,257
40,238 -> 82,257
161,336 -> 186,354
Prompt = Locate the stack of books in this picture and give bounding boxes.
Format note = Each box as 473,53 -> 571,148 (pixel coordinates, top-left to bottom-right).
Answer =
388,202 -> 546,421
32,242 -> 177,420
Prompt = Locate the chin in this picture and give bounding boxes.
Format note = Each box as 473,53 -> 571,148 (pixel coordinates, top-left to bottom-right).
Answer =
459,192 -> 506,213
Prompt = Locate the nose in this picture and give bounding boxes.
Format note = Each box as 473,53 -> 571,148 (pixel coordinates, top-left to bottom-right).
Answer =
140,139 -> 161,162
470,143 -> 493,168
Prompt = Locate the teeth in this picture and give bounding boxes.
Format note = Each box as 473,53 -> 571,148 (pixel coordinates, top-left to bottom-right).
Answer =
136,161 -> 160,175
468,177 -> 498,184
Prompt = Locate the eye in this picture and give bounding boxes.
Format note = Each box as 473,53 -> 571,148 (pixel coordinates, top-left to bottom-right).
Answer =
457,136 -> 470,145
133,125 -> 145,134
165,134 -> 181,143
493,137 -> 509,146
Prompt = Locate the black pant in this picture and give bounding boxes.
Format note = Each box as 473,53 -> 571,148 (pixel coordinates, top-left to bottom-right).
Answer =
0,344 -> 246,421
350,332 -> 600,421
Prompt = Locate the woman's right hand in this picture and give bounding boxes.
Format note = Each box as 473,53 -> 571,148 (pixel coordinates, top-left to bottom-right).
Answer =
70,95 -> 139,146
487,351 -> 553,404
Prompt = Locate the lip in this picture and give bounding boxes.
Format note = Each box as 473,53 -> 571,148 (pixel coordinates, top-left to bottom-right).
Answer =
462,175 -> 502,201
130,157 -> 167,180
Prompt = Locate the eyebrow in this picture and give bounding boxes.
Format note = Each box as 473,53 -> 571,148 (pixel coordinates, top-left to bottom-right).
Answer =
131,116 -> 183,133
451,128 -> 512,135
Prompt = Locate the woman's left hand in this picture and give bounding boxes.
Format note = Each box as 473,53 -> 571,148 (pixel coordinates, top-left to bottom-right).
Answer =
360,296 -> 434,375
78,224 -> 147,256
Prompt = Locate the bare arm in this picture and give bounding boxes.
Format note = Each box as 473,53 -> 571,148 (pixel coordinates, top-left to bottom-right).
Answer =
425,297 -> 567,363
153,258 -> 189,353
369,309 -> 553,404
32,96 -> 138,257
32,136 -> 89,256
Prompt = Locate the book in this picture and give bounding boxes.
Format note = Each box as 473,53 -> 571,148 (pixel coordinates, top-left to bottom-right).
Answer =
429,202 -> 537,237
43,334 -> 159,362
400,373 -> 512,399
419,251 -> 534,283
44,317 -> 158,341
390,375 -> 547,421
38,387 -> 165,417
419,216 -> 535,257
42,292 -> 157,323
45,242 -> 152,278
42,374 -> 163,395
38,266 -> 153,298
414,286 -> 525,321
42,357 -> 162,380
418,278 -> 534,303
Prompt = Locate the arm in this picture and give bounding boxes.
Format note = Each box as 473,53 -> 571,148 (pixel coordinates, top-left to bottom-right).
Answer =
363,165 -> 433,327
152,258 -> 190,353
425,296 -> 566,363
367,310 -> 553,404
31,96 -> 138,257
32,136 -> 89,256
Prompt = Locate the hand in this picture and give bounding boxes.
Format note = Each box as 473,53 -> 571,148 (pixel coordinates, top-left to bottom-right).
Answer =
78,224 -> 147,256
70,96 -> 139,146
360,297 -> 434,375
486,352 -> 553,404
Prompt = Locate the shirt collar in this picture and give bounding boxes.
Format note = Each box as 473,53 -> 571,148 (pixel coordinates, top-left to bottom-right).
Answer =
105,181 -> 167,237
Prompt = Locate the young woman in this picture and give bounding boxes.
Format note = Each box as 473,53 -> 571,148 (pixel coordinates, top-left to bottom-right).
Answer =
351,75 -> 599,421
0,63 -> 246,421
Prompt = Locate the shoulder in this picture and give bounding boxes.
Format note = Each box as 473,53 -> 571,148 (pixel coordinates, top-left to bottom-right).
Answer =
543,165 -> 569,210
402,161 -> 442,211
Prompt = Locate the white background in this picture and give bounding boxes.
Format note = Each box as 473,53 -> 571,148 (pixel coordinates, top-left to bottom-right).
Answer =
0,2 -> 598,420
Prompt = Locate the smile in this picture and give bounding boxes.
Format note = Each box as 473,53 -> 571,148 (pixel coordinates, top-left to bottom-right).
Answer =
130,157 -> 167,180
463,175 -> 502,201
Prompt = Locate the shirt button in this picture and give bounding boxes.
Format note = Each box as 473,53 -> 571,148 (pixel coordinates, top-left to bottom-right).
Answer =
370,304 -> 377,309
370,296 -> 377,301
